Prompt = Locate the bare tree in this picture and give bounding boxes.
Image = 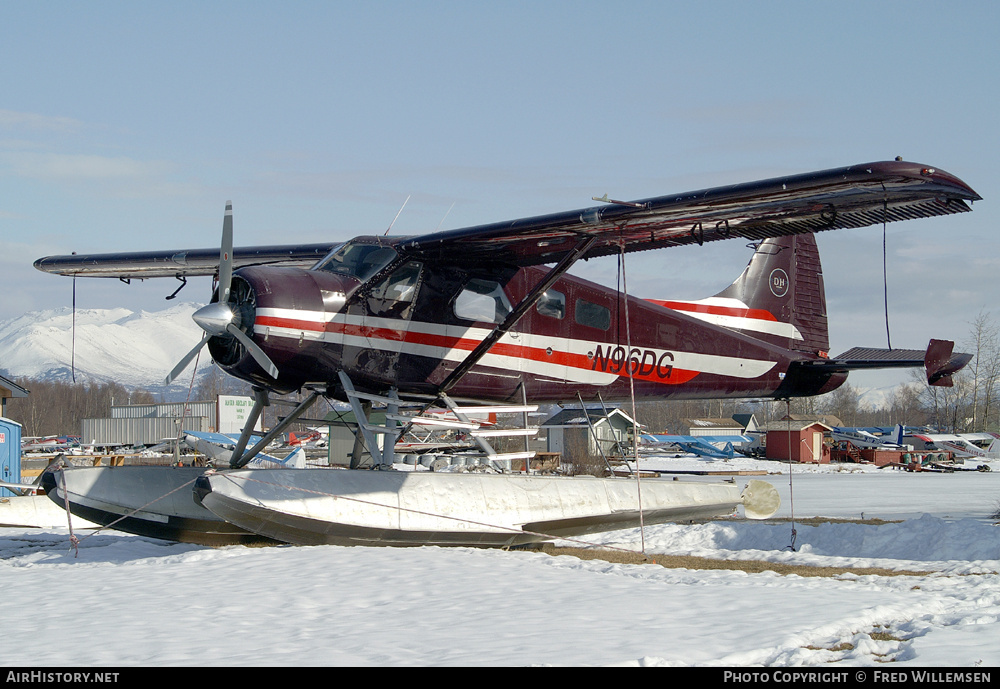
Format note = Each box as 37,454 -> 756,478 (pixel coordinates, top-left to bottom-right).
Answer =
886,383 -> 927,427
821,383 -> 861,426
962,311 -> 1000,430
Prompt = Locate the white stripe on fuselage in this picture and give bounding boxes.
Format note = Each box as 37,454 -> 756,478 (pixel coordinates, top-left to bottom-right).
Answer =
657,297 -> 804,340
253,307 -> 777,385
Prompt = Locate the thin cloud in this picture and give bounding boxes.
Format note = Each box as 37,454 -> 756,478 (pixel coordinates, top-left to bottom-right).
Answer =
1,150 -> 171,180
0,109 -> 83,133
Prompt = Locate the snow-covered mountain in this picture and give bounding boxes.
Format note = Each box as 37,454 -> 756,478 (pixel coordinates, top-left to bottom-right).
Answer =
0,303 -> 214,391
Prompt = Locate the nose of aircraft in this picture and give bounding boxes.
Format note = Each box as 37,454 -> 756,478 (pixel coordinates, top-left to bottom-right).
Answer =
192,301 -> 238,337
165,202 -> 279,385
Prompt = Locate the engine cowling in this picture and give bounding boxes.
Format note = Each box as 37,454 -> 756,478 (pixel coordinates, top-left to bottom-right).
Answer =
211,266 -> 358,393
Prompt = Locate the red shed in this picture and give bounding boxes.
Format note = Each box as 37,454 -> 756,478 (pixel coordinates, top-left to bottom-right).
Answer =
765,420 -> 832,463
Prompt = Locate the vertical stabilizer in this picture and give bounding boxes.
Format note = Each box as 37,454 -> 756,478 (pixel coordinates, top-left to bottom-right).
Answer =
652,234 -> 829,356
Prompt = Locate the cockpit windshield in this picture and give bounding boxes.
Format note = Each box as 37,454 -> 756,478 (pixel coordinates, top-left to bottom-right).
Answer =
314,242 -> 398,282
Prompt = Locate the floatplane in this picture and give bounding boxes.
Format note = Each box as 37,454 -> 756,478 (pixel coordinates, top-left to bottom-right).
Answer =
907,432 -> 1000,460
33,160 -> 980,547
831,425 -> 907,450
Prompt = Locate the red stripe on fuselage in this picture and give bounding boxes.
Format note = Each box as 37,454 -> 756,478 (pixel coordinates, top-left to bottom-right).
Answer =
254,314 -> 700,385
648,300 -> 778,322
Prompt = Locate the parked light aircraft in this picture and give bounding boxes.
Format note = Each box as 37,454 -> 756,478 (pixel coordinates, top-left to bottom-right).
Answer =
21,435 -> 80,453
183,430 -> 306,468
641,434 -> 753,460
33,160 -> 981,546
287,429 -> 325,448
909,432 -> 1000,459
831,425 -> 906,450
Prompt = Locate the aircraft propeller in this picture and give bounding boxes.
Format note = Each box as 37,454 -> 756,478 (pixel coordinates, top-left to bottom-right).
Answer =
164,202 -> 279,385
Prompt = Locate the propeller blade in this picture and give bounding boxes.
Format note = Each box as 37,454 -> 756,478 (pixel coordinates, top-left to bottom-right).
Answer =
218,201 -> 234,303
225,323 -> 279,379
165,332 -> 211,385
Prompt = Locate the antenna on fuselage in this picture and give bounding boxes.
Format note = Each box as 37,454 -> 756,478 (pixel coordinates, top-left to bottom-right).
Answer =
435,201 -> 456,231
384,195 -> 411,236
592,193 -> 647,209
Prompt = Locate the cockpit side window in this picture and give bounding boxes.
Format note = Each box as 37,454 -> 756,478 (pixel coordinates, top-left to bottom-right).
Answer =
315,242 -> 398,282
366,261 -> 423,319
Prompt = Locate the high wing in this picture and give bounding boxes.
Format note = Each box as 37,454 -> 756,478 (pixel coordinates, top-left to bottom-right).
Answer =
397,160 -> 980,266
33,243 -> 339,279
33,160 -> 980,278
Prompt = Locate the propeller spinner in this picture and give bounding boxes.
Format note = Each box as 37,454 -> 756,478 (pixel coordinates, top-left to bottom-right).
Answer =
165,202 -> 279,385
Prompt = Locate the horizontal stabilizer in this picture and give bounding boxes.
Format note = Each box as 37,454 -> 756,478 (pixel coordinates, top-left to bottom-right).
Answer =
803,340 -> 971,387
833,346 -> 928,363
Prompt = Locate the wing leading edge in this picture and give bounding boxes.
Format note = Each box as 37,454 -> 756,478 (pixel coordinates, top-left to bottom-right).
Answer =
33,243 -> 340,279
398,160 -> 980,266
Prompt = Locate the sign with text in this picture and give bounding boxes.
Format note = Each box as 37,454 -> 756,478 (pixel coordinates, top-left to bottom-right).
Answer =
218,395 -> 263,435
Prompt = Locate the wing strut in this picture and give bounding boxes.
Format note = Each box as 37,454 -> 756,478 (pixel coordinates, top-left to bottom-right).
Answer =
438,235 -> 598,394
230,389 -> 321,469
228,386 -> 270,468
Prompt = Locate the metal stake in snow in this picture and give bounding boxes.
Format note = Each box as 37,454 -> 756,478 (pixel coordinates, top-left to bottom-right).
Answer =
785,399 -> 797,552
57,464 -> 79,558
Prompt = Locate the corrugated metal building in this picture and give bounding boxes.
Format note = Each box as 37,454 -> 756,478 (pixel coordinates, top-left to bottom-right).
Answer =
81,399 -> 218,446
81,415 -> 211,446
111,401 -> 217,424
82,398 -> 258,446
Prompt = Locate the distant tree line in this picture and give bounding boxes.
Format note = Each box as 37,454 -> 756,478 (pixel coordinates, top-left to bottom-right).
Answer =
4,365 -> 313,438
5,378 -> 156,438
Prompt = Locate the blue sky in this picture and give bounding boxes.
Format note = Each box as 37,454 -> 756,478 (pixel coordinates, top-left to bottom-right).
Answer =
1,1 -> 997,391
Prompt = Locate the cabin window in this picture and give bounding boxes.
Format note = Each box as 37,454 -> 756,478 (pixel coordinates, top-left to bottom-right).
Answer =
315,242 -> 398,282
575,298 -> 611,330
536,289 -> 565,319
455,279 -> 512,324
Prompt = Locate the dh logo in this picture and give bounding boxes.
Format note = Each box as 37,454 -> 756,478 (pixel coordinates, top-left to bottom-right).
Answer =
769,268 -> 789,298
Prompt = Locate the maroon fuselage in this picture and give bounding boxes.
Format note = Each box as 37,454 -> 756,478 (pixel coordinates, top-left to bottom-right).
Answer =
210,239 -> 843,404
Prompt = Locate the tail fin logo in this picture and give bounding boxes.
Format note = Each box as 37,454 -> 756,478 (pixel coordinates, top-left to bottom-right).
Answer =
769,268 -> 789,298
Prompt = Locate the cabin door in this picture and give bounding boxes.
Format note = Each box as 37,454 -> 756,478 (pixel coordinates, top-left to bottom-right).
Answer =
342,261 -> 423,387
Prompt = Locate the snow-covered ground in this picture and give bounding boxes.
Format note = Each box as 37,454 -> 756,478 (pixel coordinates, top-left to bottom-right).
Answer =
2,455 -> 998,667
